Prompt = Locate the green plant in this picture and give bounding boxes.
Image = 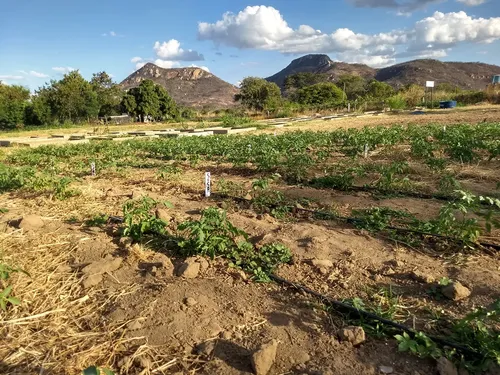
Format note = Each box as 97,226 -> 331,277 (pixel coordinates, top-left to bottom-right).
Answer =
157,163 -> 182,179
85,214 -> 109,227
177,208 -> 291,281
0,262 -> 27,311
395,332 -> 442,359
83,366 -> 115,375
122,197 -> 172,241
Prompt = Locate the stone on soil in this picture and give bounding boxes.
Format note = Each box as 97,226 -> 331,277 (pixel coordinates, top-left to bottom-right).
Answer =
196,341 -> 216,357
184,297 -> 197,306
442,282 -> 471,301
151,253 -> 174,275
82,257 -> 123,275
177,259 -> 201,278
411,270 -> 435,284
16,214 -> 45,231
251,339 -> 278,375
155,208 -> 171,223
437,357 -> 458,375
82,273 -> 103,288
311,259 -> 333,269
379,365 -> 394,374
339,326 -> 366,346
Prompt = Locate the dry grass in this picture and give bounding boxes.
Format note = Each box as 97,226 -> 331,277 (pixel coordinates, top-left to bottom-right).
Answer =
0,224 -> 174,375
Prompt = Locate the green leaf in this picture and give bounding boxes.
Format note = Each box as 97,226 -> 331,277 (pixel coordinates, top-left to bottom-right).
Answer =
6,296 -> 20,305
83,366 -> 99,375
101,369 -> 115,375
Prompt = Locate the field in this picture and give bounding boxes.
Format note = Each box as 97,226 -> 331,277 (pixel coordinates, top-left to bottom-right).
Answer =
0,108 -> 500,375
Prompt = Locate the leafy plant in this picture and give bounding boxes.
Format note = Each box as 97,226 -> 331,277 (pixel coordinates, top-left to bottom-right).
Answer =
122,197 -> 172,241
395,332 -> 442,359
177,208 -> 291,281
0,262 -> 28,311
83,366 -> 115,375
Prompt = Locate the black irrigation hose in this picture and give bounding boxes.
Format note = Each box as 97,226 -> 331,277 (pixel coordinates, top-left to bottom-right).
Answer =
270,274 -> 484,359
212,193 -> 500,252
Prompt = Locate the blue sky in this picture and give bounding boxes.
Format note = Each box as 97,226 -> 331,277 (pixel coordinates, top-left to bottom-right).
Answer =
1,0 -> 499,90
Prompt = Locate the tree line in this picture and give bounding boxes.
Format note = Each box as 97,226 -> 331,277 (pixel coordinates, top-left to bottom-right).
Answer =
0,72 -> 187,129
235,72 -> 498,114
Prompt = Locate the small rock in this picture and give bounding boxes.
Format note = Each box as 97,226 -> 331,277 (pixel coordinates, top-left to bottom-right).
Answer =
118,237 -> 133,247
442,282 -> 471,301
57,265 -> 72,273
411,270 -> 435,284
196,341 -> 216,357
151,253 -> 174,270
127,319 -> 144,330
207,321 -> 223,336
437,357 -> 458,375
251,339 -> 278,375
318,267 -> 329,275
230,269 -> 248,281
82,273 -> 103,288
221,331 -> 232,340
379,365 -> 394,374
16,215 -> 45,231
82,258 -> 123,276
234,331 -> 243,340
244,193 -> 253,200
295,203 -> 304,210
155,208 -> 171,223
339,326 -> 366,346
311,259 -> 333,269
131,191 -> 146,200
197,257 -> 210,272
388,259 -> 404,268
383,267 -> 396,276
177,260 -> 200,279
184,297 -> 198,307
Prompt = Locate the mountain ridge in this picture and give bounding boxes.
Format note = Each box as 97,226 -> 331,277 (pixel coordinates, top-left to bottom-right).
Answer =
120,63 -> 239,108
266,54 -> 500,91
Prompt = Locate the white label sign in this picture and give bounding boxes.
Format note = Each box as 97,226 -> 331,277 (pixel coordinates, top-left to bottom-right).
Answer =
205,172 -> 211,197
90,162 -> 96,176
426,81 -> 435,88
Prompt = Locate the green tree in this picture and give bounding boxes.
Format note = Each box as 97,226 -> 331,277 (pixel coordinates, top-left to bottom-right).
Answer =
51,71 -> 99,123
366,80 -> 394,100
0,83 -> 30,129
121,80 -> 176,122
235,77 -> 282,111
292,82 -> 344,108
336,74 -> 367,101
284,72 -> 328,90
90,72 -> 123,117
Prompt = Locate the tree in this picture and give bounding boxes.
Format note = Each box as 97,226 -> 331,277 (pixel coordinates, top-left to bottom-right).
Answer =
235,77 -> 282,111
291,82 -> 344,108
0,83 -> 30,129
121,80 -> 177,122
284,72 -> 328,91
336,74 -> 367,101
90,72 -> 123,117
50,71 -> 99,123
366,80 -> 394,100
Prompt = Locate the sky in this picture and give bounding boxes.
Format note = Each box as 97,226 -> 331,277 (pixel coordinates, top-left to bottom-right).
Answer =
1,0 -> 499,90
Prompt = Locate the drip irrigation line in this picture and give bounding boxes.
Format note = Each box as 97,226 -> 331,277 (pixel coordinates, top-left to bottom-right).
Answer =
212,193 -> 500,252
270,274 -> 483,359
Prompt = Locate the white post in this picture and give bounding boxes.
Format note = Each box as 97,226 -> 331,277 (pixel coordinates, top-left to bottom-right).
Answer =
364,144 -> 369,159
91,162 -> 96,176
205,172 -> 211,197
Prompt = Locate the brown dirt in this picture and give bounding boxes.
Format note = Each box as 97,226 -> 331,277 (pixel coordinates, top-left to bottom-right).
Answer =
1,162 -> 499,375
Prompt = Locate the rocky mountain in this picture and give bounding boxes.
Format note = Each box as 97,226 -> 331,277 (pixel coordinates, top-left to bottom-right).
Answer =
120,63 -> 239,108
267,54 -> 500,91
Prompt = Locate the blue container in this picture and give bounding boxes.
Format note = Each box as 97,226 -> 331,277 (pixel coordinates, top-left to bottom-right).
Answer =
439,101 -> 457,109
492,75 -> 500,84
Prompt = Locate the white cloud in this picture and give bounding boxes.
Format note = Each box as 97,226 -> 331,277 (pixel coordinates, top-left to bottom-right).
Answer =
52,66 -> 76,74
153,59 -> 180,69
456,0 -> 487,5
188,64 -> 210,72
0,75 -> 24,81
29,70 -> 49,78
153,39 -> 204,61
103,31 -> 121,37
198,6 -> 500,67
131,56 -> 143,63
110,31 -> 117,37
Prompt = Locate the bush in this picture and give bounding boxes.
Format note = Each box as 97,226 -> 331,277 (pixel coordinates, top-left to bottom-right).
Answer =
387,95 -> 407,110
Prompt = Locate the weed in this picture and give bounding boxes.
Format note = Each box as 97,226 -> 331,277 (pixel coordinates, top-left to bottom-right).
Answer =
177,208 -> 291,281
122,197 -> 172,241
395,332 -> 443,359
0,262 -> 28,311
83,366 -> 115,375
157,163 -> 182,180
85,214 -> 109,227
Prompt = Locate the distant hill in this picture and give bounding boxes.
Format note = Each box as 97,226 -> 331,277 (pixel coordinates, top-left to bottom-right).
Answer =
120,63 -> 239,108
266,54 -> 500,91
